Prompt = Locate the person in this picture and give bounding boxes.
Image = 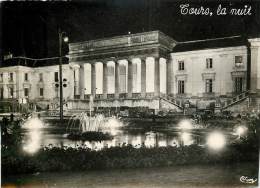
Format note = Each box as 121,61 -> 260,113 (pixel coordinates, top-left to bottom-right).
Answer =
10,113 -> 14,122
2,116 -> 9,135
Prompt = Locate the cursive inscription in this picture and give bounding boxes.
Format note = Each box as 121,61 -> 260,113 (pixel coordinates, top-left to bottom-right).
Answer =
240,176 -> 258,184
180,4 -> 252,16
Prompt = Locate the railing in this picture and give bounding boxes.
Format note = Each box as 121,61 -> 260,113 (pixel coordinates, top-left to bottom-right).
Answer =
146,93 -> 154,98
132,93 -> 142,98
95,94 -> 103,99
107,94 -> 115,99
69,31 -> 160,52
202,92 -> 215,97
119,93 -> 127,99
84,94 -> 91,100
74,95 -> 80,99
222,90 -> 249,109
160,95 -> 183,109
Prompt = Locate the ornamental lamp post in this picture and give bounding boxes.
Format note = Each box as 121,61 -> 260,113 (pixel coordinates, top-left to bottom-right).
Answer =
58,28 -> 69,121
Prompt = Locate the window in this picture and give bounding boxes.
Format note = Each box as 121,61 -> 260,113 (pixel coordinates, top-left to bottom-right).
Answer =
206,58 -> 213,69
24,73 -> 28,81
0,87 -> 3,99
235,56 -> 243,67
178,61 -> 184,70
178,80 -> 185,94
54,72 -> 59,82
205,79 -> 213,93
9,73 -> 13,82
234,77 -> 243,93
24,88 -> 29,97
40,88 -> 44,97
9,87 -> 13,98
0,73 -> 3,82
39,73 -> 43,82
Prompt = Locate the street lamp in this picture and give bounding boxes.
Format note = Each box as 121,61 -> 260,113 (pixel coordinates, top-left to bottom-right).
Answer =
59,28 -> 68,121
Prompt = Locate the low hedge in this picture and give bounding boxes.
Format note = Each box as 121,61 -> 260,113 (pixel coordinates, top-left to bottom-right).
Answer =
2,140 -> 258,176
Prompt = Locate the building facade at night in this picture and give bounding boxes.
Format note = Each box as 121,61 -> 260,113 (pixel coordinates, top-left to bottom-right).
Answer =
1,31 -> 260,113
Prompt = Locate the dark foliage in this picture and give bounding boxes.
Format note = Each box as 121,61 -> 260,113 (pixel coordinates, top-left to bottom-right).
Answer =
67,131 -> 113,141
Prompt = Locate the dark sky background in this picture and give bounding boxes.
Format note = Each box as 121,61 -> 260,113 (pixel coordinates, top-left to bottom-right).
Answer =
1,0 -> 260,67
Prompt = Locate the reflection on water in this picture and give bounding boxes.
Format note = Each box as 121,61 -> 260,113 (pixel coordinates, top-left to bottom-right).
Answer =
22,118 -> 44,154
21,118 -> 210,152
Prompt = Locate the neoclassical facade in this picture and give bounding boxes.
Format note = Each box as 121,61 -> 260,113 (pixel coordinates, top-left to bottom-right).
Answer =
1,31 -> 260,113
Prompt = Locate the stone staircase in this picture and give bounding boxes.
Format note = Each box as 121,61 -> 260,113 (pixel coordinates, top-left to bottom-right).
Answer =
221,90 -> 250,110
160,95 -> 184,110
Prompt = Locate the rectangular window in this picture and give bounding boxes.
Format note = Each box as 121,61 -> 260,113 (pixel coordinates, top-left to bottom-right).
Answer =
54,72 -> 59,82
40,88 -> 44,97
178,61 -> 184,71
24,88 -> 29,97
205,79 -> 213,93
234,77 -> 243,93
178,80 -> 185,94
235,56 -> 243,67
9,87 -> 14,98
206,58 -> 213,69
0,87 -> 3,99
0,73 -> 3,82
24,73 -> 28,81
9,73 -> 13,81
39,73 -> 43,82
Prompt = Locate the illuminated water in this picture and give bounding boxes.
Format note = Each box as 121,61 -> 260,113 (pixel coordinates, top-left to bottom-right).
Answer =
21,117 -> 237,153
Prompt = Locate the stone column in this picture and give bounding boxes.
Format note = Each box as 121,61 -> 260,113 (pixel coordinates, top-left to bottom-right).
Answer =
167,58 -> 173,95
74,67 -> 80,96
115,61 -> 119,98
154,57 -> 160,97
103,62 -> 108,99
127,59 -> 133,98
141,58 -> 146,98
91,63 -> 96,97
13,85 -> 17,98
3,84 -> 8,99
79,65 -> 85,99
83,63 -> 92,96
249,38 -> 260,93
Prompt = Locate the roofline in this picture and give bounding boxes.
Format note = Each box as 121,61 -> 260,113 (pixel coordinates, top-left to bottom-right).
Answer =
177,35 -> 242,44
171,45 -> 247,55
69,30 -> 176,46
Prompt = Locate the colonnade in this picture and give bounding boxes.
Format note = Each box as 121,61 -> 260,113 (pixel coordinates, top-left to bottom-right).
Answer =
72,57 -> 172,100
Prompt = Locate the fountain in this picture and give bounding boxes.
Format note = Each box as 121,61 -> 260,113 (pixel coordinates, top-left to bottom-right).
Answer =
66,113 -> 123,141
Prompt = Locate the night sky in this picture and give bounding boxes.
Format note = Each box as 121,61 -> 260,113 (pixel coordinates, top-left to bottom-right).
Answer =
1,0 -> 260,67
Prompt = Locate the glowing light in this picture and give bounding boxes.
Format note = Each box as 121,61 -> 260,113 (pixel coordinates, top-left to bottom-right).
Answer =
178,120 -> 193,130
63,36 -> 69,43
144,132 -> 156,148
105,117 -> 123,128
131,135 -> 142,148
170,138 -> 179,147
22,118 -> 44,129
235,126 -> 247,137
180,132 -> 194,146
207,132 -> 226,150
